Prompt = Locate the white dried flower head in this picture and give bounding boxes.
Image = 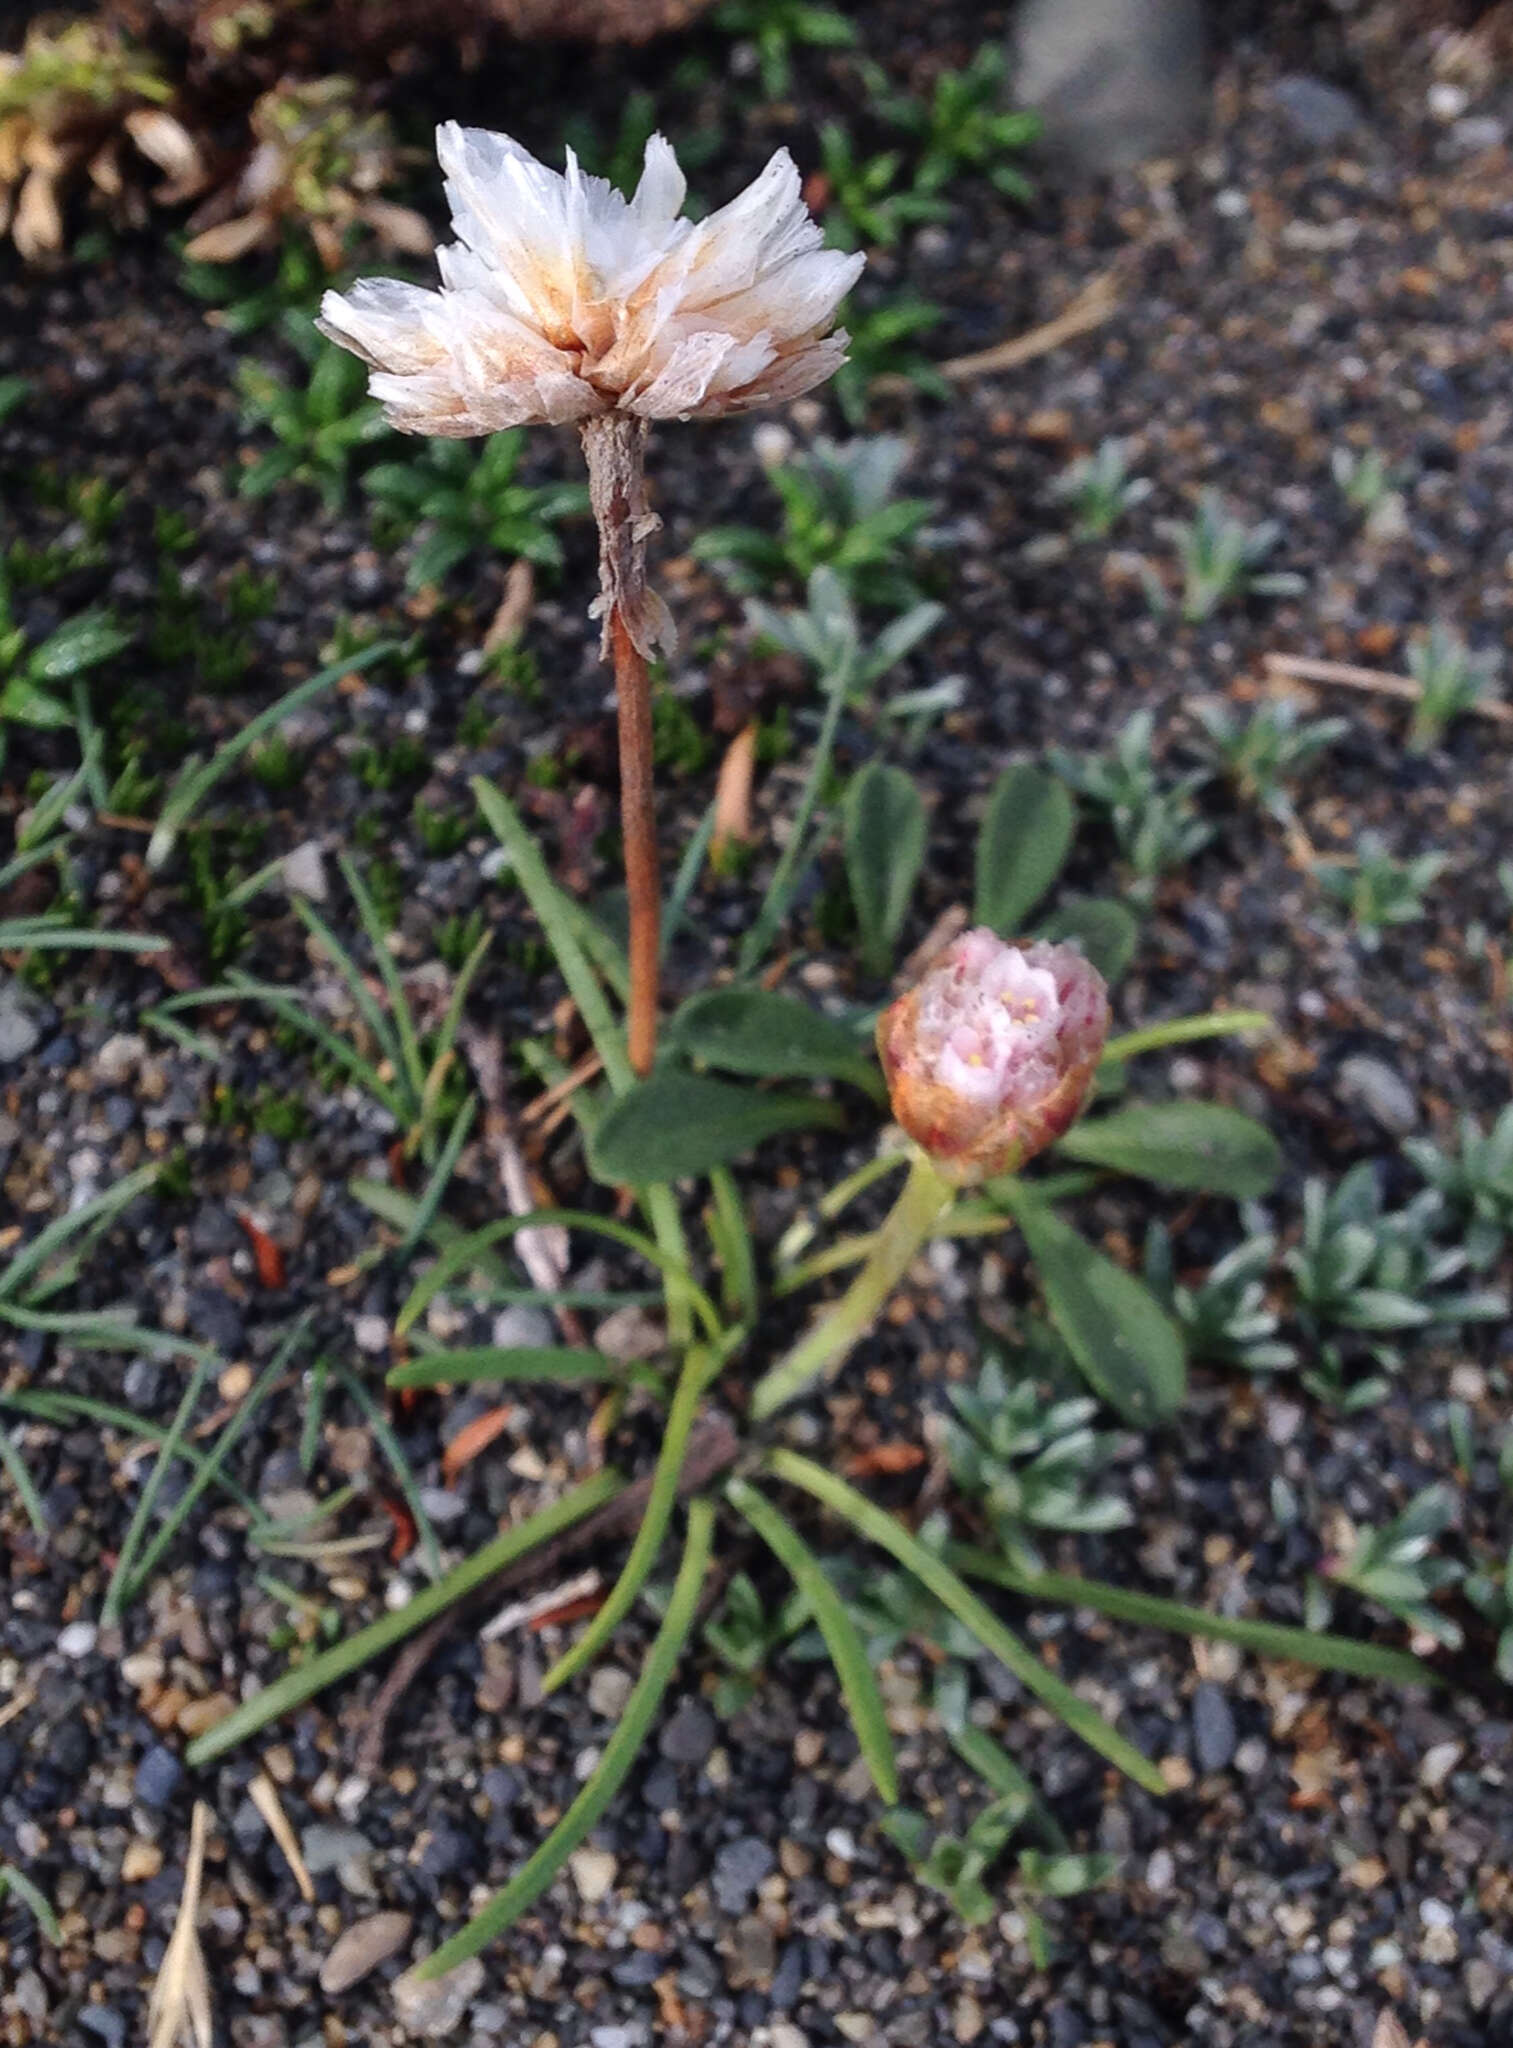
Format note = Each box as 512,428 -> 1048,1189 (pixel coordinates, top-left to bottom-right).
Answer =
316,124 -> 864,436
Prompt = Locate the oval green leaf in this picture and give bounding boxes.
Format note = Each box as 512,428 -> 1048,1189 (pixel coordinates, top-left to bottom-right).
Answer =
975,766 -> 1075,934
1004,1191 -> 1186,1425
844,761 -> 927,977
1037,895 -> 1138,983
588,1070 -> 847,1186
1056,1101 -> 1282,1197
670,988 -> 881,1096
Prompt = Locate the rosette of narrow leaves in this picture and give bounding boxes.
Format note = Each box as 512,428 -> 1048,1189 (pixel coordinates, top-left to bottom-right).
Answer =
944,1352 -> 1131,1571
692,435 -> 934,606
1403,1106 -> 1513,1272
1322,1486 -> 1465,1650
364,430 -> 590,590
1144,1221 -> 1296,1374
1285,1166 -> 1506,1407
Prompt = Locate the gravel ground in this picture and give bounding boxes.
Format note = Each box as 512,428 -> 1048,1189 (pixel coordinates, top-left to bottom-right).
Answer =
3,4 -> 1513,2045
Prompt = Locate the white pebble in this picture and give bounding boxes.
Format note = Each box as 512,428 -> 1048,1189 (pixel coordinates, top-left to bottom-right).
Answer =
58,1621 -> 98,1659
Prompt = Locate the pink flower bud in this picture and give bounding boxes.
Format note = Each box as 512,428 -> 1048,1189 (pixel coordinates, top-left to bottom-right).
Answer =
876,929 -> 1110,1186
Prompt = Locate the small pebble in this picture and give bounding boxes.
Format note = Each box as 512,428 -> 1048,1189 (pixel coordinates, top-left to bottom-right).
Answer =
319,1911 -> 413,1995
569,1846 -> 618,1904
1192,1681 -> 1238,1773
58,1620 -> 98,1659
133,1745 -> 182,1808
713,1836 -> 775,1914
392,1957 -> 484,2035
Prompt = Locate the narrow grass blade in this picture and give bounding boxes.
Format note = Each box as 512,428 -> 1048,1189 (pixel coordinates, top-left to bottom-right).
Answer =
708,1167 -> 758,1326
663,800 -> 716,959
120,1331 -> 306,1605
397,1210 -> 720,1345
388,1345 -> 641,1390
948,1547 -> 1439,1687
0,1427 -> 48,1536
766,1450 -> 1167,1797
0,922 -> 168,954
336,1366 -> 440,1583
148,639 -> 398,869
740,674 -> 849,975
541,1348 -> 717,1696
299,1356 -> 330,1476
292,898 -> 404,1087
410,1494 -> 713,1980
339,852 -> 426,1108
727,1476 -> 899,1804
0,1391 -> 266,1519
399,1091 -> 477,1257
432,929 -> 492,1078
349,1180 -> 510,1278
0,1163 -> 160,1304
470,776 -> 692,1346
185,1468 -> 624,1768
103,1355 -> 215,1626
0,835 -> 69,890
1102,1009 -> 1272,1064
0,1864 -> 60,1941
473,776 -> 630,1092
0,1307 -> 219,1361
222,975 -> 410,1120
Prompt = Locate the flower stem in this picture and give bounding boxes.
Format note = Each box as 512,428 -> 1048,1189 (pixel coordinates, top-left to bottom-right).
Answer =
749,1150 -> 954,1420
610,604 -> 661,1076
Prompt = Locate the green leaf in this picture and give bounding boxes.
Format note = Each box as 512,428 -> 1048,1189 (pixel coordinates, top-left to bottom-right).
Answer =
588,1071 -> 847,1186
1102,1009 -> 1272,1064
844,761 -> 927,977
387,1346 -> 621,1389
1037,895 -> 1138,983
185,1469 -> 625,1768
0,676 -> 73,729
765,1450 -> 1167,1796
727,1477 -> 899,1804
542,1346 -> 718,1695
975,767 -> 1075,934
410,1495 -> 713,1979
0,1865 -> 60,1942
948,1546 -> 1439,1687
1056,1101 -> 1282,1197
29,610 -> 130,681
1002,1190 -> 1186,1425
670,988 -> 882,1096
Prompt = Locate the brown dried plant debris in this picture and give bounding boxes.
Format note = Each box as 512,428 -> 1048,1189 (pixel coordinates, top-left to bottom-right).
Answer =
0,16 -> 207,260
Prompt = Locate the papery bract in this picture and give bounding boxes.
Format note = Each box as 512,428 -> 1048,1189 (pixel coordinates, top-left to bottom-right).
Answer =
317,125 -> 864,436
877,929 -> 1110,1186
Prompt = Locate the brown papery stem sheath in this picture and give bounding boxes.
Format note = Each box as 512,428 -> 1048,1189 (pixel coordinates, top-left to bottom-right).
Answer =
610,603 -> 660,1075
581,415 -> 670,1078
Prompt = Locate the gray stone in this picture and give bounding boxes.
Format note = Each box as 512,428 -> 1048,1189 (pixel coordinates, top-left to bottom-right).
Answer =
1013,0 -> 1206,173
1192,1682 -> 1237,1773
133,1745 -> 182,1807
1272,74 -> 1362,147
393,1958 -> 485,2036
713,1835 -> 775,1914
301,1823 -> 375,1875
659,1697 -> 716,1766
78,2009 -> 126,2048
0,979 -> 41,1064
1337,1054 -> 1418,1135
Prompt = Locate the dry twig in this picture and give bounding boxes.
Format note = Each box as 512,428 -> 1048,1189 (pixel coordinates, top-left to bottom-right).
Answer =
1265,651 -> 1513,727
